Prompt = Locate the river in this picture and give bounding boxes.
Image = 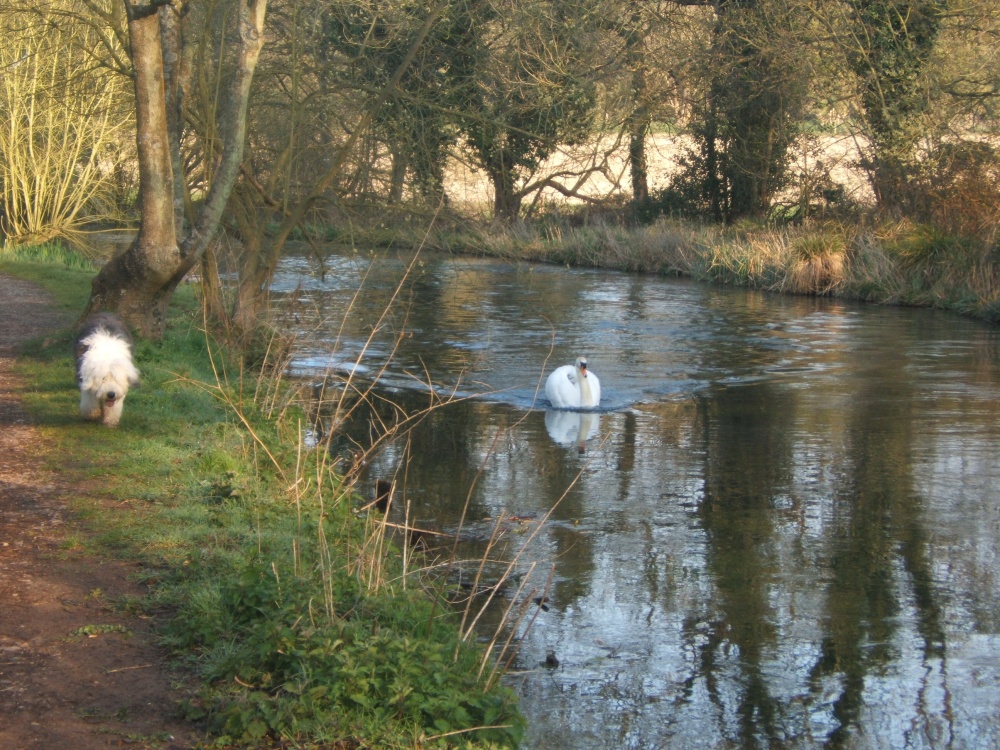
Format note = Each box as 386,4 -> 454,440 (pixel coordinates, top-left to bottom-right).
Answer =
271,244 -> 1000,749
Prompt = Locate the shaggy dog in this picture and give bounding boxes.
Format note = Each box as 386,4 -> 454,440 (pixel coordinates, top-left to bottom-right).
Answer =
74,312 -> 140,428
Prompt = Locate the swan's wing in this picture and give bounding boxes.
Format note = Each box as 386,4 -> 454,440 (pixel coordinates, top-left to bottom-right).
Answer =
589,372 -> 601,405
546,365 -> 576,386
545,365 -> 579,408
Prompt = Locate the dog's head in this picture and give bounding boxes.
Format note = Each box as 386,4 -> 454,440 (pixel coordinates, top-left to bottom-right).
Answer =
94,363 -> 140,427
96,375 -> 129,407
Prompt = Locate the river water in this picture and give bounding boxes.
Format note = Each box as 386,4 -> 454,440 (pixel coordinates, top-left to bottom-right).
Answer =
271,245 -> 1000,749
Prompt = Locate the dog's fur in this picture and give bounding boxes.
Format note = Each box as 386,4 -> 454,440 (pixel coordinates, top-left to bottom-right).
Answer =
74,313 -> 140,428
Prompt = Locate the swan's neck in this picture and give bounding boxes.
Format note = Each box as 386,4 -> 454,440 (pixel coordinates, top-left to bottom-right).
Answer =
578,367 -> 594,407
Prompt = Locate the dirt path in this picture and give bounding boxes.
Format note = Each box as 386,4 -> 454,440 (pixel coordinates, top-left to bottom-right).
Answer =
0,275 -> 199,749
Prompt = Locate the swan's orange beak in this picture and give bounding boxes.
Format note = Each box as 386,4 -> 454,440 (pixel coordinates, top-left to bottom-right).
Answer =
580,365 -> 587,377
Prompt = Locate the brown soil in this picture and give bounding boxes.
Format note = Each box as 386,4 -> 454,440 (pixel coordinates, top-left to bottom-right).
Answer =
0,275 -> 200,749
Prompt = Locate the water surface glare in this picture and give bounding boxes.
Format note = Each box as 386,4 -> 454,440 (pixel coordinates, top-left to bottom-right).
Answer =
273,247 -> 1000,749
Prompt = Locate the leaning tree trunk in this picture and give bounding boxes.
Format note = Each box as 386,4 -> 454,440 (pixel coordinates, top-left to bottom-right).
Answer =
84,0 -> 267,339
85,0 -> 179,337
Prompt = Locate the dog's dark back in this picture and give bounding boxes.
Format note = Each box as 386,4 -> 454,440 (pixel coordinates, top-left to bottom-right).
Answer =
75,312 -> 134,378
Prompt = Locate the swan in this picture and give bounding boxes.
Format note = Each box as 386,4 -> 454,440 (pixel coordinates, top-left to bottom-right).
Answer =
545,357 -> 601,409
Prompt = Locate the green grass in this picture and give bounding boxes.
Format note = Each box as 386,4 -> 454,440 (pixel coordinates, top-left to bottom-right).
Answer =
1,240 -> 99,269
4,252 -> 523,749
0,244 -> 97,314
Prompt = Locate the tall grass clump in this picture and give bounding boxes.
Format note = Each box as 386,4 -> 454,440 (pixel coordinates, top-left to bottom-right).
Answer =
837,229 -> 906,304
178,337 -> 523,748
780,227 -> 848,295
700,223 -> 790,288
11,268 -> 523,749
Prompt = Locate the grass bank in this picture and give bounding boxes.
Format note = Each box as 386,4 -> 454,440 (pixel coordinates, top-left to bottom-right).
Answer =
1,248 -> 523,749
459,217 -> 1000,323
306,211 -> 1000,324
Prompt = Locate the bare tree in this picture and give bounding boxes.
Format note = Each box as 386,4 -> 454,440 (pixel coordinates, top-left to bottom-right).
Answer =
83,0 -> 267,339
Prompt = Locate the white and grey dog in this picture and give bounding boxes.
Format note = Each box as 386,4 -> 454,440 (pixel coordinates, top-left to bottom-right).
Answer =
74,312 -> 140,428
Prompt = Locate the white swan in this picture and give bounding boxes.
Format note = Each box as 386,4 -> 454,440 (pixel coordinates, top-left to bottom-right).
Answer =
545,357 -> 601,409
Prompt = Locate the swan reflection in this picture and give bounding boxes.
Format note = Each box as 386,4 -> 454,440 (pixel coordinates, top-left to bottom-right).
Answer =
545,409 -> 600,453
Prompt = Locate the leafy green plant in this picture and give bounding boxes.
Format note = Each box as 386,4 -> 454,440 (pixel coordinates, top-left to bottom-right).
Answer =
68,623 -> 131,639
176,566 -> 522,747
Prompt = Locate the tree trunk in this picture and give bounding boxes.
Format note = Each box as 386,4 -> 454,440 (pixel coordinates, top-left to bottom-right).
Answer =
229,185 -> 270,333
84,0 -> 268,339
704,96 -> 724,223
233,263 -> 265,334
627,74 -> 650,206
389,147 -> 408,203
159,5 -> 190,236
624,20 -> 650,205
200,242 -> 227,324
488,161 -> 522,221
866,148 -> 912,212
86,0 -> 179,337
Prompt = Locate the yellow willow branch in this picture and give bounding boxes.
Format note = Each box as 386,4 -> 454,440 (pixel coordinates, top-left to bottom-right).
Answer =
0,22 -> 130,248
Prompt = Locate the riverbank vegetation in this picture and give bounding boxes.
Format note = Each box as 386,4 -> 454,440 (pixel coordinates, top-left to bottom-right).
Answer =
1,252 -> 524,749
458,214 -> 1000,322
271,211 -> 1000,322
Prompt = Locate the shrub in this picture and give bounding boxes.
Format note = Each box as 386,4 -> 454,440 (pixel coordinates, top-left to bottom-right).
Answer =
920,140 -> 1000,237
